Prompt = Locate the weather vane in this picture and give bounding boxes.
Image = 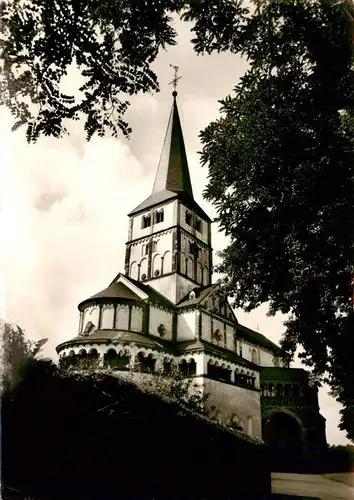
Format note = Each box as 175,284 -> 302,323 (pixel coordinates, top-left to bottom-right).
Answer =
169,64 -> 182,93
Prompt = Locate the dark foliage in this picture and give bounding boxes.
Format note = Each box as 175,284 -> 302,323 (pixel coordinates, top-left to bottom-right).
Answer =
0,0 -> 184,141
1,360 -> 271,500
0,0 -> 247,142
323,444 -> 354,473
197,0 -> 354,441
2,321 -> 47,390
264,443 -> 354,475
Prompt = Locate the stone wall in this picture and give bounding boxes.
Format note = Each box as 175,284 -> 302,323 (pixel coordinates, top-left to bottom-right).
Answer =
199,376 -> 262,438
259,348 -> 276,366
179,202 -> 209,245
177,310 -> 197,341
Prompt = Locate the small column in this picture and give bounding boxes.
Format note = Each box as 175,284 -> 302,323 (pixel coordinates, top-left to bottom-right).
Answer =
204,355 -> 209,374
195,310 -> 201,338
230,370 -> 235,383
196,353 -> 207,375
78,312 -> 84,334
129,350 -> 136,371
124,244 -> 131,275
98,352 -> 105,368
154,355 -> 164,374
247,417 -> 253,436
147,239 -> 153,279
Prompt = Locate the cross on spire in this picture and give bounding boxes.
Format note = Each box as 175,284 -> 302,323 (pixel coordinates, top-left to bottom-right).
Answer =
169,64 -> 182,95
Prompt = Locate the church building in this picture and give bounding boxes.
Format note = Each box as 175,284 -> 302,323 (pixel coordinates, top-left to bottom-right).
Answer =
56,90 -> 327,455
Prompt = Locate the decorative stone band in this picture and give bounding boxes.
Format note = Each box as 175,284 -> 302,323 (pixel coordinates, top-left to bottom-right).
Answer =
261,398 -> 305,407
58,344 -> 259,391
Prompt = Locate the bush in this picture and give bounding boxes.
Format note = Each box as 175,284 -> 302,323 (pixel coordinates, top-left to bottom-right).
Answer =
2,360 -> 271,500
322,445 -> 354,473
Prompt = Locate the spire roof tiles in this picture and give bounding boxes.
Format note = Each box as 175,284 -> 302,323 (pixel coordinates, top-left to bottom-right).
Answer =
152,94 -> 193,197
129,93 -> 211,222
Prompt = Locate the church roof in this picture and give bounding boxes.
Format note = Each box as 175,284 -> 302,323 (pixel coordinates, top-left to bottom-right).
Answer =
260,366 -> 307,381
112,274 -> 176,310
176,339 -> 259,370
177,285 -> 283,354
176,285 -> 216,308
56,330 -> 172,352
236,324 -> 284,354
128,93 -> 211,222
78,273 -> 176,311
153,92 -> 193,197
78,281 -> 143,310
128,189 -> 211,221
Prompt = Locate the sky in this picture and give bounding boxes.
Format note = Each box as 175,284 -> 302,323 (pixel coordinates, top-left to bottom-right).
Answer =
0,16 -> 350,446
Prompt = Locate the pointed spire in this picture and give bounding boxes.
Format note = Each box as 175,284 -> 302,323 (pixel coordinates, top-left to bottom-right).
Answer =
128,89 -> 211,221
152,92 -> 194,198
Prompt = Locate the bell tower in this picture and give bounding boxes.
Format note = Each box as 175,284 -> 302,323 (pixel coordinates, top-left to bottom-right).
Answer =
124,86 -> 213,304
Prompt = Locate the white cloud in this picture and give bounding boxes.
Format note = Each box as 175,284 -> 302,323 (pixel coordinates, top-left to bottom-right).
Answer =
1,108 -> 145,355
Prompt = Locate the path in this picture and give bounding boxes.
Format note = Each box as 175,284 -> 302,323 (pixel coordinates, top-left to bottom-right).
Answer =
271,472 -> 354,500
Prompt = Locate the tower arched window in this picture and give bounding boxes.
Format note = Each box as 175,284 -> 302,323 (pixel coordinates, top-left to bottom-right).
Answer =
269,384 -> 276,397
195,218 -> 202,233
219,299 -> 226,316
277,384 -> 284,397
141,214 -> 151,228
154,209 -> 164,224
185,211 -> 192,226
284,384 -> 291,398
251,349 -> 258,364
189,242 -> 200,258
141,244 -> 149,256
292,385 -> 299,399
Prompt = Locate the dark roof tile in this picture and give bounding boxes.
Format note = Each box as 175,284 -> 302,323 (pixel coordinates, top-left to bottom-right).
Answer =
56,331 -> 174,352
128,94 -> 211,222
121,275 -> 176,309
236,324 -> 283,354
78,281 -> 142,310
260,367 -> 308,381
176,285 -> 215,307
176,339 -> 259,370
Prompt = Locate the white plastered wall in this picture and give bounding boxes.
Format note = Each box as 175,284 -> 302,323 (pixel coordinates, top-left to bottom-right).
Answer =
148,306 -> 173,340
131,306 -> 143,332
81,306 -> 100,333
130,200 -> 176,241
177,310 -> 197,341
259,349 -> 276,367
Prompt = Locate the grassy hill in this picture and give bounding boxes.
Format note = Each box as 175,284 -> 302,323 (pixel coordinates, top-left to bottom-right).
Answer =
2,360 -> 271,500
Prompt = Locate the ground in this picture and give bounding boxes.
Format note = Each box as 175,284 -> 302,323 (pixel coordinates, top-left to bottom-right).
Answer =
271,472 -> 354,499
